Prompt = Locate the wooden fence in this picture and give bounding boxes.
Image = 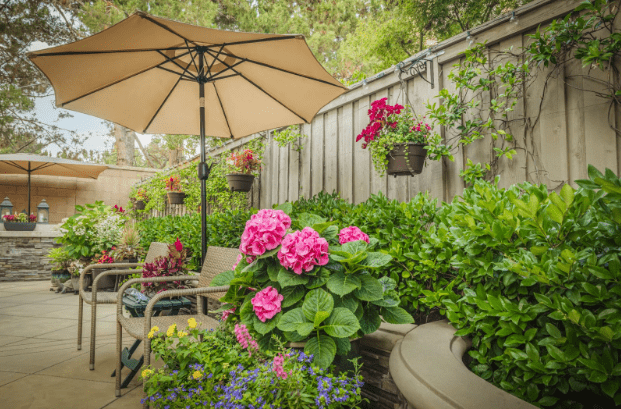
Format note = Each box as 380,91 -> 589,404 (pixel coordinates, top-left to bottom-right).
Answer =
137,0 -> 621,217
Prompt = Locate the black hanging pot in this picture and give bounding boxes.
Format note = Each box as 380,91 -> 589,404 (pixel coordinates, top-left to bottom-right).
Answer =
386,143 -> 427,176
134,200 -> 146,210
226,173 -> 255,192
166,192 -> 186,205
3,222 -> 36,231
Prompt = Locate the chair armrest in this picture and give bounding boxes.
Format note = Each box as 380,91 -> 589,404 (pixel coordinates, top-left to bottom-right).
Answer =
143,285 -> 230,338
116,275 -> 193,316
79,262 -> 143,295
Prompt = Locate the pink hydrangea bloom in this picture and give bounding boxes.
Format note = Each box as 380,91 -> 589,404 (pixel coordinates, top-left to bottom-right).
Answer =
251,286 -> 283,322
339,226 -> 370,245
277,227 -> 329,275
272,353 -> 289,379
221,307 -> 236,321
239,209 -> 291,257
234,323 -> 259,356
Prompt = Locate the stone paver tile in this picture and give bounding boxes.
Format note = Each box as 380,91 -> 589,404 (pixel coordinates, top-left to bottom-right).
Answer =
0,371 -> 28,387
37,343 -> 143,387
0,303 -> 78,317
101,385 -> 143,409
0,343 -> 88,373
37,294 -> 84,305
0,374 -> 117,409
0,316 -> 76,338
0,292 -> 62,306
0,291 -> 21,298
0,336 -> 28,347
0,337 -> 109,357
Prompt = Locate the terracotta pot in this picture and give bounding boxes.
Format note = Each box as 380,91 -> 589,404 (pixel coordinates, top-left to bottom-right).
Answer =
225,173 -> 255,192
3,222 -> 36,231
386,143 -> 427,176
135,200 -> 146,210
166,192 -> 186,205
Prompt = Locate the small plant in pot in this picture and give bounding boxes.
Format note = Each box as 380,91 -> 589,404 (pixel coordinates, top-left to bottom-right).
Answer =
356,97 -> 431,177
165,175 -> 186,205
110,225 -> 144,263
225,149 -> 261,192
47,247 -> 73,291
3,213 -> 37,231
133,188 -> 149,210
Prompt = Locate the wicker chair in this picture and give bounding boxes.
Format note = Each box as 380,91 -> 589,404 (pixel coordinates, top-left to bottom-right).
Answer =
78,242 -> 169,370
115,246 -> 238,402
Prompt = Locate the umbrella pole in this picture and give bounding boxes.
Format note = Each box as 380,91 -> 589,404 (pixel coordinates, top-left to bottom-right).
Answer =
198,50 -> 208,265
27,163 -> 31,215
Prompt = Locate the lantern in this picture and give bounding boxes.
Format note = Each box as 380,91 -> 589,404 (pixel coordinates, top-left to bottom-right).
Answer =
37,199 -> 50,224
0,197 -> 13,217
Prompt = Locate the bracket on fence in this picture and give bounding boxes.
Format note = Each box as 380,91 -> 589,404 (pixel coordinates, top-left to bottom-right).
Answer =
396,58 -> 434,89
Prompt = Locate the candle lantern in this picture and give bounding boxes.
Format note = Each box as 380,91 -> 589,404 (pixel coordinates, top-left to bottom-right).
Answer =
37,199 -> 50,224
0,197 -> 13,217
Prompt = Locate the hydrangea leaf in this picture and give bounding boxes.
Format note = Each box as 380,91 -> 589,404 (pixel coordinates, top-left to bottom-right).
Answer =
304,334 -> 337,368
277,308 -> 309,332
281,285 -> 305,308
321,307 -> 360,338
253,312 -> 280,335
353,274 -> 383,301
381,306 -> 414,324
277,268 -> 310,288
210,270 -> 234,287
302,288 -> 334,324
360,307 -> 382,335
327,271 -> 362,296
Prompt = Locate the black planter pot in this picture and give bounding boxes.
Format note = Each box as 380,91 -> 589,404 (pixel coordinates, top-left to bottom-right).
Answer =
3,222 -> 36,231
135,200 -> 146,210
167,192 -> 186,205
386,143 -> 427,176
226,173 -> 255,192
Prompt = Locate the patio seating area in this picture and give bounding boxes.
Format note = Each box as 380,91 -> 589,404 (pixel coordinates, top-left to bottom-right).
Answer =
0,281 -> 144,409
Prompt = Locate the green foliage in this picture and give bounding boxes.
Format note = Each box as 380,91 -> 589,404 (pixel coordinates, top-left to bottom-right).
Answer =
272,126 -> 307,152
137,209 -> 255,270
57,202 -> 128,261
46,247 -> 73,272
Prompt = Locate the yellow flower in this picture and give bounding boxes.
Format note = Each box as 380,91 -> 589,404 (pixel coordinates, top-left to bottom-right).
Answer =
166,324 -> 176,337
222,363 -> 229,368
141,369 -> 153,378
192,370 -> 203,380
150,326 -> 160,332
177,331 -> 188,338
187,318 -> 197,329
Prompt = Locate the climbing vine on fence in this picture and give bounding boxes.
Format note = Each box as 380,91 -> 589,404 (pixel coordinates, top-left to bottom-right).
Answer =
129,137 -> 265,214
424,0 -> 621,185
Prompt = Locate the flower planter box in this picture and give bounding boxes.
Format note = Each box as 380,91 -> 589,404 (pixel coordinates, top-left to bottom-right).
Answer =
166,192 -> 186,205
134,200 -> 146,210
3,222 -> 36,231
226,173 -> 255,192
386,143 -> 427,176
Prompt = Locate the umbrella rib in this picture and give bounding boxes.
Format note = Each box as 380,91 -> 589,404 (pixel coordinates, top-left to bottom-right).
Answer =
205,61 -> 245,81
205,49 -> 309,123
61,50 -> 193,107
216,50 -> 345,89
137,13 -> 197,46
30,46 -> 189,58
206,36 -> 299,48
205,73 -> 240,83
206,45 -> 225,77
143,61 -> 192,133
30,163 -> 56,172
156,50 -> 197,80
185,40 -> 200,73
155,65 -> 195,81
212,83 -> 233,138
4,161 -> 27,172
53,163 -> 99,178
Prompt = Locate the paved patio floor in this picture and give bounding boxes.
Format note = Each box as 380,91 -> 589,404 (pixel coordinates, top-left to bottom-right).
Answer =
0,280 -> 146,409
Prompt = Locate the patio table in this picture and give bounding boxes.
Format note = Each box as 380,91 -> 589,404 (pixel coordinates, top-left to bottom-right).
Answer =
112,295 -> 191,388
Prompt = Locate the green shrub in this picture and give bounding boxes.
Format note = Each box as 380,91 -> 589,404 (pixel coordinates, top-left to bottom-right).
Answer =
415,168 -> 621,407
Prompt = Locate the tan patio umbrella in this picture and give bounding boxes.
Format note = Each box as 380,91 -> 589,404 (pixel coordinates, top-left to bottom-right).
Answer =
0,153 -> 108,215
27,11 -> 347,261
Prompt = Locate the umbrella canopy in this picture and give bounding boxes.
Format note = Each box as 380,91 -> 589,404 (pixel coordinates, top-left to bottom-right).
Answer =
27,11 -> 347,137
0,153 -> 108,214
27,11 -> 347,262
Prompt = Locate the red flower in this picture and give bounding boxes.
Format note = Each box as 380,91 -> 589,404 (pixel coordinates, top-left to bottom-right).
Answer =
174,238 -> 183,252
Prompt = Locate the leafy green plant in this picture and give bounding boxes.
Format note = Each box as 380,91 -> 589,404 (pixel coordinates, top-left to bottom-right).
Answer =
273,125 -> 307,152
47,247 -> 73,272
216,209 -> 412,368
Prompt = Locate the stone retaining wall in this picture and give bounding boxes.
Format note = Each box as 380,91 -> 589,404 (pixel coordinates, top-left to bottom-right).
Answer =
0,231 -> 62,281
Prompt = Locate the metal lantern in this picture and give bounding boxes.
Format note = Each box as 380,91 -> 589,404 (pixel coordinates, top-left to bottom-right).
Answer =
37,199 -> 49,223
0,197 -> 13,217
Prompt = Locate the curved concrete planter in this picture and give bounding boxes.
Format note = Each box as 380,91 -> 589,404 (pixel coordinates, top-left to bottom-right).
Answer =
389,320 -> 537,409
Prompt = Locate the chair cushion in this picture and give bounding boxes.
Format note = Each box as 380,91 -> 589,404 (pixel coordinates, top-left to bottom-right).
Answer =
81,291 -> 118,305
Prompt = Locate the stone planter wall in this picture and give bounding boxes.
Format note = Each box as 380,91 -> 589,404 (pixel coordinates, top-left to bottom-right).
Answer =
0,231 -> 62,281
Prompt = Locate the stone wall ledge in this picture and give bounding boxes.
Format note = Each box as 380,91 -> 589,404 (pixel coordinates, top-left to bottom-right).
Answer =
0,231 -> 62,238
389,320 -> 537,409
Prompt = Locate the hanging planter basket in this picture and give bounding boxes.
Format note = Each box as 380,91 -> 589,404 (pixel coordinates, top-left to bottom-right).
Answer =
166,192 -> 186,205
3,222 -> 36,232
386,143 -> 427,176
134,200 -> 146,210
226,173 -> 255,192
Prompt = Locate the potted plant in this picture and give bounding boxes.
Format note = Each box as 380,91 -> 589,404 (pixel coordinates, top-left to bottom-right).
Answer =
356,98 -> 430,177
141,239 -> 190,297
2,213 -> 37,231
110,225 -> 144,263
165,175 -> 186,205
225,149 -> 261,192
47,247 -> 73,291
90,250 -> 117,290
134,188 -> 149,210
215,208 -> 413,368
67,260 -> 89,294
